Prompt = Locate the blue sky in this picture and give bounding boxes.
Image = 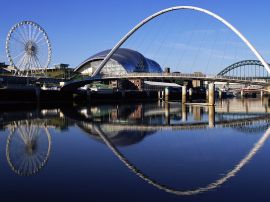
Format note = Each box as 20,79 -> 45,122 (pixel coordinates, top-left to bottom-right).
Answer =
0,0 -> 270,73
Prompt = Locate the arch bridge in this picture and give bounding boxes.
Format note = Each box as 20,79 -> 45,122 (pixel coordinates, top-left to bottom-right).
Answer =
217,60 -> 270,79
61,6 -> 270,92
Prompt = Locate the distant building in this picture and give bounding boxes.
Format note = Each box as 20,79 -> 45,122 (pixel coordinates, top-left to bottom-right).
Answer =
53,63 -> 70,69
0,62 -> 15,74
45,64 -> 74,79
74,48 -> 163,76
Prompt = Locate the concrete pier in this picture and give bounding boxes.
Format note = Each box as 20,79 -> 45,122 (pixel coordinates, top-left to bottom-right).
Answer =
208,82 -> 215,106
182,85 -> 187,104
218,90 -> 222,99
189,88 -> 193,97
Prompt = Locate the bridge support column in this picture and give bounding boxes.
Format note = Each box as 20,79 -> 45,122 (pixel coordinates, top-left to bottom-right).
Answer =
219,90 -> 222,99
165,87 -> 169,102
189,88 -> 193,97
208,82 -> 215,106
208,105 -> 215,128
182,85 -> 187,104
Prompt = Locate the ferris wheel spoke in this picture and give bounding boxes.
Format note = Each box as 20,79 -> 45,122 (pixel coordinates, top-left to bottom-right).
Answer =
20,26 -> 29,42
28,24 -> 32,42
11,36 -> 26,46
36,41 -> 48,47
29,55 -> 36,69
23,55 -> 31,70
17,127 -> 29,145
16,28 -> 28,44
29,55 -> 37,69
13,51 -> 25,60
29,125 -> 35,140
31,26 -> 37,41
16,53 -> 27,70
24,24 -> 30,41
21,55 -> 29,70
34,55 -> 42,68
27,55 -> 33,69
33,30 -> 42,43
36,36 -> 45,45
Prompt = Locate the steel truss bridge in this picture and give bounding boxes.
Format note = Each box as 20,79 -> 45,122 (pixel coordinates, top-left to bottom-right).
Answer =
217,60 -> 270,79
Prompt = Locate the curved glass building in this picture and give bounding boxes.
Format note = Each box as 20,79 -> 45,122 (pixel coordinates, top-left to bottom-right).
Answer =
75,48 -> 163,76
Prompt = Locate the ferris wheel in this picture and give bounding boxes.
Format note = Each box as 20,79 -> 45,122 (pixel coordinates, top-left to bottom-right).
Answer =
6,21 -> 52,76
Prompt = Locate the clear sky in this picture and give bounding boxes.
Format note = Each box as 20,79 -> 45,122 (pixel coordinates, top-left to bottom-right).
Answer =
0,0 -> 270,74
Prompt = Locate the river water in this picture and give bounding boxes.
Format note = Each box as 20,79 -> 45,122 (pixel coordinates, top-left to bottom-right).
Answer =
0,98 -> 270,202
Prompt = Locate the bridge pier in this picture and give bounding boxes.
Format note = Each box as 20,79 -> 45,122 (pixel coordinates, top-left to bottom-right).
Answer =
189,88 -> 193,97
182,85 -> 187,104
218,90 -> 222,99
208,106 -> 215,128
208,82 -> 215,106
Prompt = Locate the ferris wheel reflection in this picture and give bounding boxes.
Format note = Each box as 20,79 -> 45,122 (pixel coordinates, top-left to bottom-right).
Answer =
6,121 -> 51,176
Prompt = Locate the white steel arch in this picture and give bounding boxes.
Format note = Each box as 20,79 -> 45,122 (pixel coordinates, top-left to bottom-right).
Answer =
92,6 -> 270,77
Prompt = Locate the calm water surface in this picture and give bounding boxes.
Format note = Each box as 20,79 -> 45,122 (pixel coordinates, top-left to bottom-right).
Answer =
1,98 -> 270,202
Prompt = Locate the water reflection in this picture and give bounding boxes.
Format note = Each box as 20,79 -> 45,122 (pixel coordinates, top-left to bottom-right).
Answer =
6,120 -> 51,176
0,98 -> 270,197
94,124 -> 270,196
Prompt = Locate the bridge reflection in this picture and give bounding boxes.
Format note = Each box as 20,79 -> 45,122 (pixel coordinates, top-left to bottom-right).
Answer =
0,98 -> 269,193
94,124 -> 270,196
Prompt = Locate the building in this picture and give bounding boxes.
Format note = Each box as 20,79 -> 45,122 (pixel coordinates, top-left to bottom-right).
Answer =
74,48 -> 163,76
0,62 -> 15,75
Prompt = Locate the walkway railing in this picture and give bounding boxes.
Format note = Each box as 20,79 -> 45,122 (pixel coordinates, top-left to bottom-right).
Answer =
101,72 -> 269,83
